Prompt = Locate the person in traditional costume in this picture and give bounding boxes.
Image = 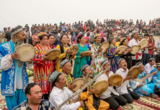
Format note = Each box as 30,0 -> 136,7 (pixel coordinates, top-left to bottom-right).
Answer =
49,71 -> 84,110
0,33 -> 7,45
90,34 -> 105,77
116,58 -> 140,103
151,63 -> 160,87
130,62 -> 159,98
144,58 -> 155,82
60,59 -> 77,90
128,31 -> 142,66
33,32 -> 54,100
119,38 -> 134,69
56,34 -> 76,73
47,34 -> 56,49
107,37 -> 119,73
73,34 -> 90,79
96,59 -> 127,110
0,25 -> 32,110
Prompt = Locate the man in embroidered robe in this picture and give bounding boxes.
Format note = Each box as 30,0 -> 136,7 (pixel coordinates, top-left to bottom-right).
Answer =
0,25 -> 32,110
60,59 -> 76,90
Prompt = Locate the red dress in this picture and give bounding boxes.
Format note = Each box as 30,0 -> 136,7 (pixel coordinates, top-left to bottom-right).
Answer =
33,44 -> 54,94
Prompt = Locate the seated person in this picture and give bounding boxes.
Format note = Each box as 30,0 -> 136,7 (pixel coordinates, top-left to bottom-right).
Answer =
144,58 -> 155,82
116,58 -> 140,103
60,59 -> 76,90
131,62 -> 158,98
151,63 -> 160,86
49,71 -> 84,110
80,87 -> 109,110
96,59 -> 127,110
13,83 -> 54,110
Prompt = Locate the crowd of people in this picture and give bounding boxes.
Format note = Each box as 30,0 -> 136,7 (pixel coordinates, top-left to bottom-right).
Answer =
0,18 -> 160,110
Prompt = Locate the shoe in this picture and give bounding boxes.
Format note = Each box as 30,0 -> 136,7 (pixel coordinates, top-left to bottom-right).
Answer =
149,93 -> 158,99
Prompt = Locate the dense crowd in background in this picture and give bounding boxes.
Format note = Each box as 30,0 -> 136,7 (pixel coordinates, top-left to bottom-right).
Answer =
1,18 -> 160,110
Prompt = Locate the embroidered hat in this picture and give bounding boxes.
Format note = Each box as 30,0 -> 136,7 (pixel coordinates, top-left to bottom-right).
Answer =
135,62 -> 143,67
49,71 -> 61,83
11,25 -> 23,36
156,63 -> 160,67
149,58 -> 155,61
60,59 -> 70,68
101,59 -> 109,67
38,32 -> 47,37
80,64 -> 89,72
118,58 -> 125,65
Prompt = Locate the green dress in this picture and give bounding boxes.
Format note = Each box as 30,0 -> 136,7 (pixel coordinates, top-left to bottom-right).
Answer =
73,44 -> 90,79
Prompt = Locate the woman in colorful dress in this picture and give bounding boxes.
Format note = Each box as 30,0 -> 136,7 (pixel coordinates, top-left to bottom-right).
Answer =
107,37 -> 120,73
73,34 -> 90,78
33,32 -> 54,100
47,34 -> 56,49
91,34 -> 105,77
56,34 -> 76,73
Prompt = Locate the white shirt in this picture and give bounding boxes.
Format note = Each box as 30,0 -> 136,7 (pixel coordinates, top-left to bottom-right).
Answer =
49,86 -> 80,110
144,63 -> 155,82
115,68 -> 139,95
128,38 -> 142,60
96,71 -> 119,99
116,68 -> 130,95
0,55 -> 32,90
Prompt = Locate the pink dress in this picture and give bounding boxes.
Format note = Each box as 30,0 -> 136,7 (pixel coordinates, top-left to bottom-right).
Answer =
68,35 -> 72,45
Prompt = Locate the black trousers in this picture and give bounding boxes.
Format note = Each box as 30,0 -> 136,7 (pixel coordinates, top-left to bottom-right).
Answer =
132,60 -> 141,66
122,91 -> 140,103
103,95 -> 127,109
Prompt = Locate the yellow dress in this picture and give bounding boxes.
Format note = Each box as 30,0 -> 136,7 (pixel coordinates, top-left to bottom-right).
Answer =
115,42 -> 120,47
56,45 -> 76,73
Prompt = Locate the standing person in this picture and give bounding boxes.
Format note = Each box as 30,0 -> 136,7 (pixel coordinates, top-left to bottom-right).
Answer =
119,39 -> 134,69
47,34 -> 56,49
73,34 -> 90,79
90,34 -> 105,77
33,32 -> 54,100
24,30 -> 32,44
0,25 -> 32,110
67,31 -> 72,45
143,34 -> 149,65
13,83 -> 55,110
56,34 -> 76,73
0,33 -> 7,45
71,28 -> 78,42
32,32 -> 39,46
49,71 -> 84,110
5,27 -> 11,41
107,37 -> 120,73
128,31 -> 142,66
144,58 -> 155,82
148,34 -> 156,58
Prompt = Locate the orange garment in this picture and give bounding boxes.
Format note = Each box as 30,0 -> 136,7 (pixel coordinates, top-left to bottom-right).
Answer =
80,92 -> 109,110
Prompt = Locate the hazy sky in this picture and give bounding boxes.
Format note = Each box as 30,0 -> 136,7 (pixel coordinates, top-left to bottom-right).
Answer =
0,0 -> 160,29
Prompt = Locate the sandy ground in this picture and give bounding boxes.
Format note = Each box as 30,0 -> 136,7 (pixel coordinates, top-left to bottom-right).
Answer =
0,36 -> 159,100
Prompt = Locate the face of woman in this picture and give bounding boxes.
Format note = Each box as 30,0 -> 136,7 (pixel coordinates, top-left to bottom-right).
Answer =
61,35 -> 69,44
40,36 -> 48,45
111,38 -> 116,45
48,36 -> 55,45
123,39 -> 128,46
79,36 -> 85,44
95,36 -> 101,44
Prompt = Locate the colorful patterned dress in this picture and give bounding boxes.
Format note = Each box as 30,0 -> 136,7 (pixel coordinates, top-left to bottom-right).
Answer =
33,44 -> 54,94
107,45 -> 119,73
91,43 -> 104,77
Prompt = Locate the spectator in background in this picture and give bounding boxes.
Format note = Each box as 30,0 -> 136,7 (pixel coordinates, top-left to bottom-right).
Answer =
0,33 -> 7,45
13,83 -> 54,110
148,34 -> 156,58
24,30 -> 32,44
5,27 -> 11,41
67,31 -> 72,45
71,28 -> 78,42
32,32 -> 39,46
